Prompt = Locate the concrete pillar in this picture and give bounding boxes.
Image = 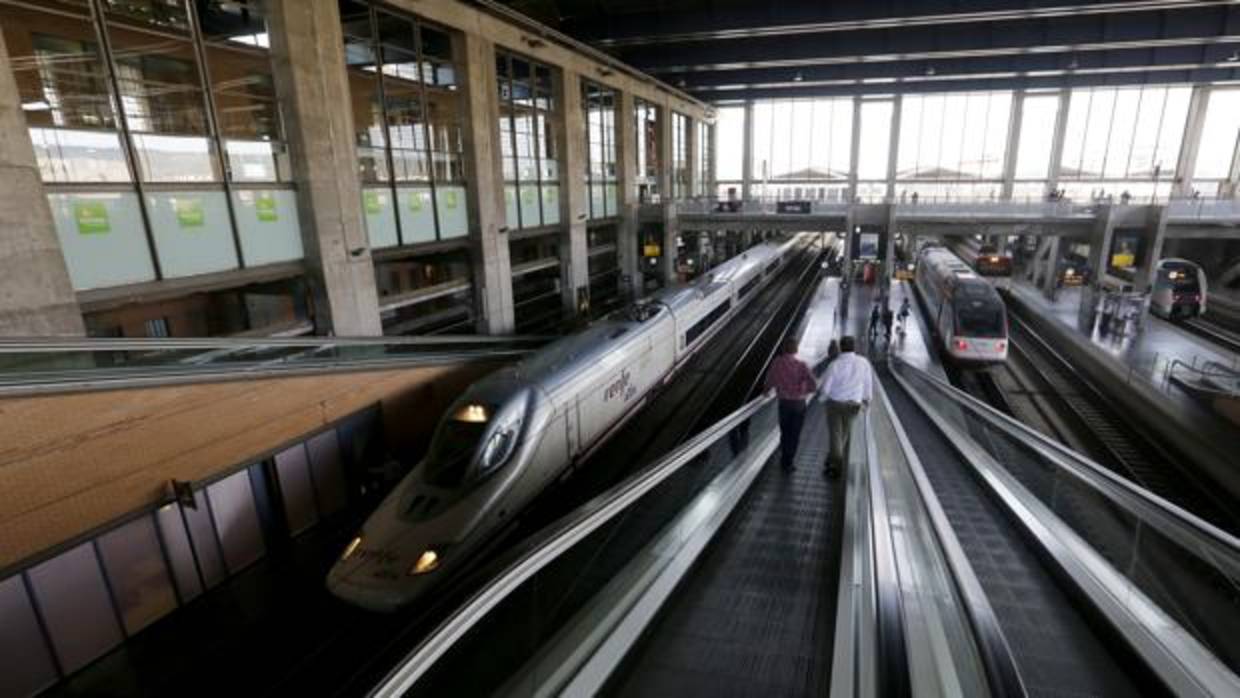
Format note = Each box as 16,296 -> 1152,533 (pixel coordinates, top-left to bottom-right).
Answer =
1045,88 -> 1072,196
1172,86 -> 1211,199
1136,205 -> 1170,292
455,32 -> 514,334
0,29 -> 85,336
1000,89 -> 1025,200
1038,237 -> 1060,298
1223,128 -> 1240,200
686,115 -> 699,198
658,100 -> 677,283
741,100 -> 754,201
268,0 -> 381,336
1085,205 -> 1116,289
885,95 -> 902,202
616,90 -> 640,300
848,96 -> 862,202
556,68 -> 589,319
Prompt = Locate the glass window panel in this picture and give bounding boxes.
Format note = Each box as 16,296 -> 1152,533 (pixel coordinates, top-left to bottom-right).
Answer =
896,95 -> 923,179
942,94 -> 971,177
48,191 -> 156,289
362,186 -> 399,248
1015,94 -> 1060,180
1060,89 -> 1091,179
2,5 -> 129,183
919,94 -> 945,177
716,106 -> 744,181
102,0 -> 190,33
0,574 -> 59,698
232,188 -> 303,265
1194,88 -> 1240,180
275,444 -> 318,535
183,489 -> 226,588
154,503 -> 202,602
130,132 -> 215,182
1154,86 -> 1190,178
858,100 -> 892,180
397,185 -> 436,243
980,91 -> 1011,180
207,469 -> 266,574
308,430 -> 349,516
95,515 -> 178,635
1079,88 -> 1116,179
542,183 -> 560,225
341,2 -> 387,183
1125,87 -> 1163,178
27,542 -> 124,674
145,190 -> 239,276
1104,88 -> 1141,179
830,99 -> 853,178
435,184 -> 469,238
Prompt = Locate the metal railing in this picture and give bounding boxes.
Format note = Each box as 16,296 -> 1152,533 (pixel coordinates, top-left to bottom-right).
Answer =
0,335 -> 547,395
891,357 -> 1240,694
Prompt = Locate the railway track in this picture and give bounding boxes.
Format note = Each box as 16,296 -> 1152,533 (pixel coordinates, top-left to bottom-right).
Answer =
1003,312 -> 1239,535
1182,316 -> 1240,356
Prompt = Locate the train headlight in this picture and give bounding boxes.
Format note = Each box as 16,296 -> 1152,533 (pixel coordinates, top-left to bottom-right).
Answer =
409,550 -> 440,575
341,536 -> 362,562
480,424 -> 520,474
1065,267 -> 1076,276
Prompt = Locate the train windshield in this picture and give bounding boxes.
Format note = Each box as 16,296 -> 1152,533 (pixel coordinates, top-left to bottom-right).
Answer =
954,285 -> 1006,338
1160,266 -> 1200,292
423,404 -> 493,488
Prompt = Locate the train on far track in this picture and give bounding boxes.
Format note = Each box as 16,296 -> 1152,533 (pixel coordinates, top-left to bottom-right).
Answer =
914,245 -> 1009,365
327,236 -> 802,611
1148,258 -> 1207,321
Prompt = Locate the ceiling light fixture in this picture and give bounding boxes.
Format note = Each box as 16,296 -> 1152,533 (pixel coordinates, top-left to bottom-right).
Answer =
1228,50 -> 1240,62
792,71 -> 804,82
925,65 -> 936,76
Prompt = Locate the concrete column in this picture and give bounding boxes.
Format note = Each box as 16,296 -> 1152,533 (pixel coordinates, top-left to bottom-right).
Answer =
848,96 -> 862,201
741,99 -> 754,200
1136,205 -> 1170,292
268,0 -> 381,336
1045,88 -> 1072,196
1172,85 -> 1210,199
616,90 -> 640,300
0,29 -> 84,336
885,95 -> 902,202
1085,205 -> 1116,287
557,68 -> 590,319
1040,236 -> 1060,298
658,100 -> 677,283
1001,89 -> 1026,200
455,32 -> 514,334
1223,128 -> 1240,199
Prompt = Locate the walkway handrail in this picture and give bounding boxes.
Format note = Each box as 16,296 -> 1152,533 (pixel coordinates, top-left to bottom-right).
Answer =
0,334 -> 550,352
890,356 -> 1240,579
368,391 -> 777,697
1166,358 -> 1240,399
876,372 -> 1027,698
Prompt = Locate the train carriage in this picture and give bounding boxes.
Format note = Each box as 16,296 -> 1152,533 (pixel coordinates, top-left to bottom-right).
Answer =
1149,258 -> 1207,320
915,247 -> 1009,365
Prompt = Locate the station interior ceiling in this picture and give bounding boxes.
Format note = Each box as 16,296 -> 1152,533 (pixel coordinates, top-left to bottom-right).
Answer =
501,0 -> 1240,101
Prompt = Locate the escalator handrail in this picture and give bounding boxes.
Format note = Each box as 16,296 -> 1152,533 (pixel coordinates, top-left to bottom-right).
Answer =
0,334 -> 551,352
877,371 -> 1027,698
862,407 -> 913,698
369,391 -> 777,697
890,356 -> 1240,578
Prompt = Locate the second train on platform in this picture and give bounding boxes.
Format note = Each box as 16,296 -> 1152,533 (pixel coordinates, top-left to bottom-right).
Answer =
915,245 -> 1009,364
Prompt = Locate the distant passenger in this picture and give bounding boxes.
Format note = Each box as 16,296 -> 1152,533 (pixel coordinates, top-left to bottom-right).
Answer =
817,336 -> 874,478
897,297 -> 911,334
868,304 -> 882,343
764,338 -> 818,472
881,305 -> 895,345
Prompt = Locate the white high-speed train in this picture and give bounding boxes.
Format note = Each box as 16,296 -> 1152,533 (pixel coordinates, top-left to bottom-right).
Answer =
914,245 -> 1009,364
328,236 -> 802,611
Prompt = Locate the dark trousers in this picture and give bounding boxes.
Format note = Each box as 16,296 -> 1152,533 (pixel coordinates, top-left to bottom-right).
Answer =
826,400 -> 862,470
777,399 -> 807,469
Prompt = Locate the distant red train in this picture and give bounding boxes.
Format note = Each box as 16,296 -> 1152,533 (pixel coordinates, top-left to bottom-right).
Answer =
974,244 -> 1013,277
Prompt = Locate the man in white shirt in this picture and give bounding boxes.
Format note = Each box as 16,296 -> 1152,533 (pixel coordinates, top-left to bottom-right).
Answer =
817,335 -> 874,478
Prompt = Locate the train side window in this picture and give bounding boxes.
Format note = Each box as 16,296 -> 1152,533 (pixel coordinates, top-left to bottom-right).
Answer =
738,276 -> 760,299
685,299 -> 732,345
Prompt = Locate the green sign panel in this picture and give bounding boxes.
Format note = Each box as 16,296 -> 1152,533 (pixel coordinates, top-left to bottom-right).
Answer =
364,190 -> 382,214
442,189 -> 459,210
73,201 -> 110,235
522,188 -> 536,204
255,195 -> 278,222
175,198 -> 204,228
409,191 -> 424,212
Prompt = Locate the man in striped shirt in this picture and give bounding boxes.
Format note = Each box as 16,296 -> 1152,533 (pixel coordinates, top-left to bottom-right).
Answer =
764,338 -> 818,472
